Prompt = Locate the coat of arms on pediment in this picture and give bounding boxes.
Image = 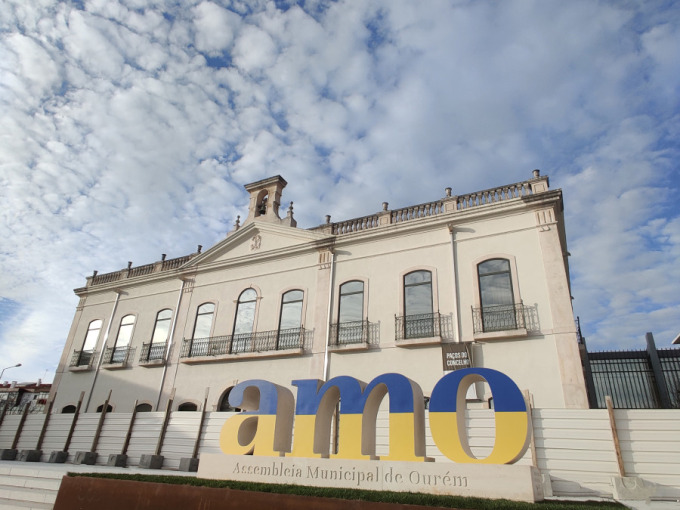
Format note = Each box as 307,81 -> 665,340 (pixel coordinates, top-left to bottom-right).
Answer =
250,234 -> 262,251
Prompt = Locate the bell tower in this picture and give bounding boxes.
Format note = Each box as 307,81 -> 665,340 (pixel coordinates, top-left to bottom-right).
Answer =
241,175 -> 296,227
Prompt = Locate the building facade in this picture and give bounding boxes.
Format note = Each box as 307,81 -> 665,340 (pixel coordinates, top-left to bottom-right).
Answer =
49,171 -> 588,414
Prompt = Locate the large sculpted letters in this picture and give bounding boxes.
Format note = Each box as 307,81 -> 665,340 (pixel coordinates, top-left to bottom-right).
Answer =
290,374 -> 427,461
219,380 -> 294,456
429,368 -> 531,464
218,368 -> 531,465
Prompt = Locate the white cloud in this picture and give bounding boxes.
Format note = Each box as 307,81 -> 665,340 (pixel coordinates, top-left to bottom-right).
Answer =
193,1 -> 240,55
1,0 -> 679,381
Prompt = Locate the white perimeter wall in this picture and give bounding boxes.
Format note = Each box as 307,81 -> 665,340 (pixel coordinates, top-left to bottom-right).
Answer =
1,408 -> 678,500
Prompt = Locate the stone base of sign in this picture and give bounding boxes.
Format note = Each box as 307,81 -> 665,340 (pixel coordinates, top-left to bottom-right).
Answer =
0,449 -> 17,460
18,449 -> 42,462
198,454 -> 544,503
139,454 -> 164,469
49,450 -> 68,463
108,454 -> 128,467
179,457 -> 199,472
74,451 -> 97,465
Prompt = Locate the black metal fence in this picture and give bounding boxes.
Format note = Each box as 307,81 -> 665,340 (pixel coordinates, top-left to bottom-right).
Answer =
139,342 -> 167,362
181,328 -> 306,358
102,346 -> 135,365
395,312 -> 441,340
329,320 -> 369,345
69,349 -> 96,368
471,303 -> 539,334
580,331 -> 680,409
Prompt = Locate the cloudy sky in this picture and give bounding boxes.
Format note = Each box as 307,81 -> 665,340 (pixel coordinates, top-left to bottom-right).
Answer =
1,0 -> 679,382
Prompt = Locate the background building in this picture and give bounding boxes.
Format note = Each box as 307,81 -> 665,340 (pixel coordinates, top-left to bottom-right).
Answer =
49,170 -> 588,413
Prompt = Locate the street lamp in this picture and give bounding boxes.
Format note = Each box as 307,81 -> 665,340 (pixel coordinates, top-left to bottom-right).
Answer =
0,363 -> 22,381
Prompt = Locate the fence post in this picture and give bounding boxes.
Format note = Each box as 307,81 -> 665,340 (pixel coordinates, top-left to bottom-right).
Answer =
578,335 -> 599,408
646,332 -> 671,408
605,396 -> 625,477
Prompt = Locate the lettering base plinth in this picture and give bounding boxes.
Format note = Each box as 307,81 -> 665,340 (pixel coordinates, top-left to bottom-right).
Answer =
198,454 -> 544,503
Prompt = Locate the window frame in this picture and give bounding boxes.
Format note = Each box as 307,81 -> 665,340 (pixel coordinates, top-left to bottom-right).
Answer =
472,254 -> 521,309
111,314 -> 136,363
177,401 -> 199,412
333,279 -> 369,345
401,269 -> 437,339
277,288 -> 305,349
151,309 -> 173,345
231,288 -> 260,353
471,254 -> 524,335
217,387 -> 241,412
77,319 -> 103,366
192,302 -> 216,340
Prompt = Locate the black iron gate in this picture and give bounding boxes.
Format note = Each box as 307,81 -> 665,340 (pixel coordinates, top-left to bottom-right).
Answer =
580,331 -> 680,409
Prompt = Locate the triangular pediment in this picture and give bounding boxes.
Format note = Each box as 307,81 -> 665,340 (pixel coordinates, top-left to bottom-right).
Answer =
182,222 -> 332,268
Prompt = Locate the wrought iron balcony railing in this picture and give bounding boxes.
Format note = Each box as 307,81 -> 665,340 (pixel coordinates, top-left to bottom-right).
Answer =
139,342 -> 167,362
181,328 -> 306,358
70,349 -> 96,368
329,320 -> 370,346
472,303 -> 538,333
395,312 -> 442,341
102,345 -> 135,365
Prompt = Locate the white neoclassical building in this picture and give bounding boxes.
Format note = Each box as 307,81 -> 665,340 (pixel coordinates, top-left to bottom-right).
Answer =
49,171 -> 588,414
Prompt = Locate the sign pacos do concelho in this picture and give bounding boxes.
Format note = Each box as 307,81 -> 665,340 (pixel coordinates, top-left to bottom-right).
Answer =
219,368 -> 531,465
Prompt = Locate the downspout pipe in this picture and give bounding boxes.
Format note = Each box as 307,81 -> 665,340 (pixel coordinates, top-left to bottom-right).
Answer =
156,278 -> 186,411
448,225 -> 462,344
322,251 -> 336,381
84,290 -> 121,412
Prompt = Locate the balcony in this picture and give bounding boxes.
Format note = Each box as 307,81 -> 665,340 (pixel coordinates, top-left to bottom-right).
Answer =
139,342 -> 167,367
471,303 -> 538,340
69,349 -> 96,371
328,320 -> 379,352
102,345 -> 135,368
395,312 -> 443,347
180,328 -> 307,363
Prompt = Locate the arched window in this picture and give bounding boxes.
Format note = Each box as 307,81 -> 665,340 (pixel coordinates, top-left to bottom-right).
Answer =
178,402 -> 198,412
232,289 -> 257,353
61,405 -> 77,414
96,404 -> 113,413
112,315 -> 135,363
193,303 -> 215,339
135,403 -> 153,412
277,290 -> 303,349
78,319 -> 102,366
189,303 -> 215,357
337,281 -> 365,344
403,270 -> 434,338
151,309 -> 172,344
217,387 -> 241,412
478,259 -> 516,331
148,309 -> 172,361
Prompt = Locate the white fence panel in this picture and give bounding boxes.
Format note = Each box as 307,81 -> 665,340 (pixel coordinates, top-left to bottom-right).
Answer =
160,413 -> 202,469
14,414 -> 45,451
1,406 -> 679,500
40,414 -> 75,461
532,408 -> 617,497
68,415 -> 99,454
93,413 -> 131,465
125,412 -> 165,467
616,409 -> 680,498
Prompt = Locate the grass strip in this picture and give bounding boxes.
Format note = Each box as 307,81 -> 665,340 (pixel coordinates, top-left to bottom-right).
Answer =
68,472 -> 624,510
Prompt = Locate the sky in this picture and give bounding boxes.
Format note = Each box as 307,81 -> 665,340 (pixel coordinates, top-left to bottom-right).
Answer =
1,0 -> 679,383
